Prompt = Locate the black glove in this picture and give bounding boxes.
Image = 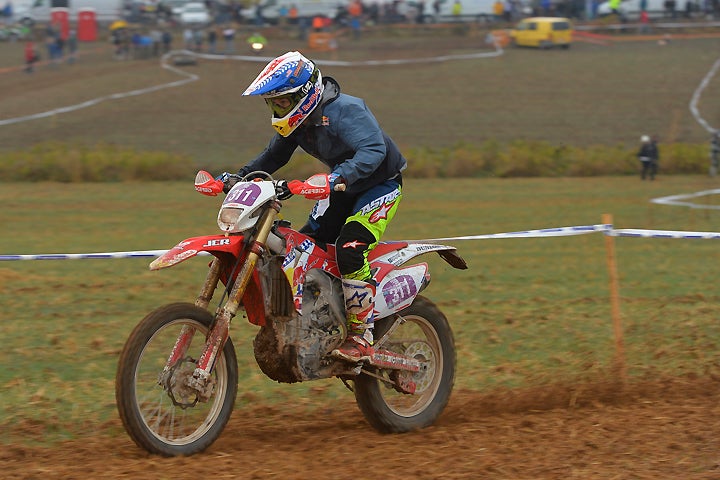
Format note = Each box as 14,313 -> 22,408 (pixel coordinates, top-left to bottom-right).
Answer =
276,180 -> 293,200
216,172 -> 242,194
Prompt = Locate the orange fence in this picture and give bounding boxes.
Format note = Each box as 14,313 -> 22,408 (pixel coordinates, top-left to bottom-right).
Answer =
308,33 -> 337,51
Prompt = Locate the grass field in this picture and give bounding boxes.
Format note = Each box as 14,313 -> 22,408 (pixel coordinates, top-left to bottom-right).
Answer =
1,29 -> 720,168
1,176 -> 720,443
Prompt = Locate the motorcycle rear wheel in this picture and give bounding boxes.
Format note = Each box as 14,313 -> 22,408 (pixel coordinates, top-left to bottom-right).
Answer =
353,295 -> 456,433
116,303 -> 238,456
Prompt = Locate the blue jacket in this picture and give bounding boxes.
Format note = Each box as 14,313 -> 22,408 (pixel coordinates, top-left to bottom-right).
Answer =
239,77 -> 407,194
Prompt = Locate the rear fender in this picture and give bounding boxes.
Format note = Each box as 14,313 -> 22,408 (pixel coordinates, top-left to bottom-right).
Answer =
149,235 -> 245,270
370,243 -> 467,271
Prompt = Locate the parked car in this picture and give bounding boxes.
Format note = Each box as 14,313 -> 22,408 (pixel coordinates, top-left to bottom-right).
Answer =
163,0 -> 193,17
509,17 -> 573,49
241,0 -> 341,24
179,2 -> 210,25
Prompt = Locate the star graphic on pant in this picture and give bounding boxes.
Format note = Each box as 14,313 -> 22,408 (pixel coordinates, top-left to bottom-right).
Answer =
342,240 -> 367,249
346,290 -> 369,310
369,201 -> 395,224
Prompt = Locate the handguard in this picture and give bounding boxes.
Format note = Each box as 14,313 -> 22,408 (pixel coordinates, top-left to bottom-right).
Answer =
288,173 -> 332,200
194,170 -> 225,196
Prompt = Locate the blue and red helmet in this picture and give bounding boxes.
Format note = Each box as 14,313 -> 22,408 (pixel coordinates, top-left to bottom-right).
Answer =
243,51 -> 324,137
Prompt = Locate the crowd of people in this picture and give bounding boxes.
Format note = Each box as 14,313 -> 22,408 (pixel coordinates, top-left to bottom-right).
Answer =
110,26 -> 173,59
109,24 -> 268,58
22,21 -> 78,73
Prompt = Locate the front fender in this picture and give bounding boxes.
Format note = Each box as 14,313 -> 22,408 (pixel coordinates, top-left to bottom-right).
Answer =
149,235 -> 245,270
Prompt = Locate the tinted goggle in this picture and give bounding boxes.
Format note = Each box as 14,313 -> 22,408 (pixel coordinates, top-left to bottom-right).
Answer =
265,91 -> 304,117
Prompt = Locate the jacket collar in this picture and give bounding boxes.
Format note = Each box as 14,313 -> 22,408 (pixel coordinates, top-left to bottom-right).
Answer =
306,77 -> 340,126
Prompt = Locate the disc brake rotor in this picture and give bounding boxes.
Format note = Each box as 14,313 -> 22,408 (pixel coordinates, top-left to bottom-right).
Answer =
162,357 -> 202,409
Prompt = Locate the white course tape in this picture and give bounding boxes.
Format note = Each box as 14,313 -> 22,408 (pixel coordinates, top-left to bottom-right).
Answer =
0,250 -> 212,261
298,48 -> 503,67
6,223 -> 720,261
421,224 -> 610,242
0,51 -> 199,127
689,55 -> 720,134
651,189 -> 720,210
193,46 -> 505,67
608,228 -> 720,239
0,45 -> 503,127
0,250 -> 168,261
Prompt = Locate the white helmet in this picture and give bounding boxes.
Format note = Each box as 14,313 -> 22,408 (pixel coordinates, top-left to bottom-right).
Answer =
641,135 -> 650,143
242,51 -> 324,137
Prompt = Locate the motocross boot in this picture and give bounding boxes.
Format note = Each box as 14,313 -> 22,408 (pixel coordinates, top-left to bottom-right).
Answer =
332,278 -> 376,363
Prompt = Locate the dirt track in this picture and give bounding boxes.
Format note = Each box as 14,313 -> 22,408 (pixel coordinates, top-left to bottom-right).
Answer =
3,376 -> 718,479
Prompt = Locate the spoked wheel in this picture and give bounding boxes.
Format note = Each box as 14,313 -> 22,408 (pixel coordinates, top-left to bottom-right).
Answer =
353,296 -> 456,433
116,303 -> 238,456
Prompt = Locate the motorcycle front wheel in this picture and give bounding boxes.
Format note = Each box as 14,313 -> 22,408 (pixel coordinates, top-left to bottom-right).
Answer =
353,295 -> 456,433
116,303 -> 238,456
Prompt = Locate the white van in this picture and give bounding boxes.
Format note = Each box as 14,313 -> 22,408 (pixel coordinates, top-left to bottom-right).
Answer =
596,0 -> 671,19
163,0 -> 194,17
243,0 -> 345,23
417,0 -> 499,22
14,0 -> 123,24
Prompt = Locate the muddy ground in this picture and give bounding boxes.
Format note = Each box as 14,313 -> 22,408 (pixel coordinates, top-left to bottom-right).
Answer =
2,376 -> 718,479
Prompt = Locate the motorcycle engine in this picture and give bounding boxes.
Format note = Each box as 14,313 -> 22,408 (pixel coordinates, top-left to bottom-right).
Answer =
253,266 -> 347,383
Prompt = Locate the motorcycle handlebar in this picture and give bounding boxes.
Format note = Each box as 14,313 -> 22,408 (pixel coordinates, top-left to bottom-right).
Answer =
194,171 -> 345,200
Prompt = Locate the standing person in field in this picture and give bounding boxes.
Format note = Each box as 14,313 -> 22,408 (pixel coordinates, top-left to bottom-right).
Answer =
66,29 -> 77,64
452,0 -> 462,17
161,29 -> 172,53
207,26 -> 217,54
637,134 -> 659,180
347,0 -> 363,37
220,51 -> 407,363
710,131 -> 720,177
493,0 -> 504,22
24,40 -> 38,73
183,28 -> 193,50
222,26 -> 235,53
639,9 -> 650,33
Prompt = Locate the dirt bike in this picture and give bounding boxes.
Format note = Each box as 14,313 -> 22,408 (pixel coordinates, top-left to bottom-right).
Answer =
115,171 -> 467,456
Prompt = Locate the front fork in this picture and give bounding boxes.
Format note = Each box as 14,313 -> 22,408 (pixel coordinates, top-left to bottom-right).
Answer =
162,202 -> 280,401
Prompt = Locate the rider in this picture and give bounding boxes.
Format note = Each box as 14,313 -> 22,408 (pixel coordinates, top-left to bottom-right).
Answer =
222,51 -> 407,363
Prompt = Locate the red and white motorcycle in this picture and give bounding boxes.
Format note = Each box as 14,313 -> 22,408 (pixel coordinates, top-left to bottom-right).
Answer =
115,171 -> 467,456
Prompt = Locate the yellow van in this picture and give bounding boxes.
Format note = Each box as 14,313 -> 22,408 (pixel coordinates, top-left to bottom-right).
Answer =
510,17 -> 573,49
